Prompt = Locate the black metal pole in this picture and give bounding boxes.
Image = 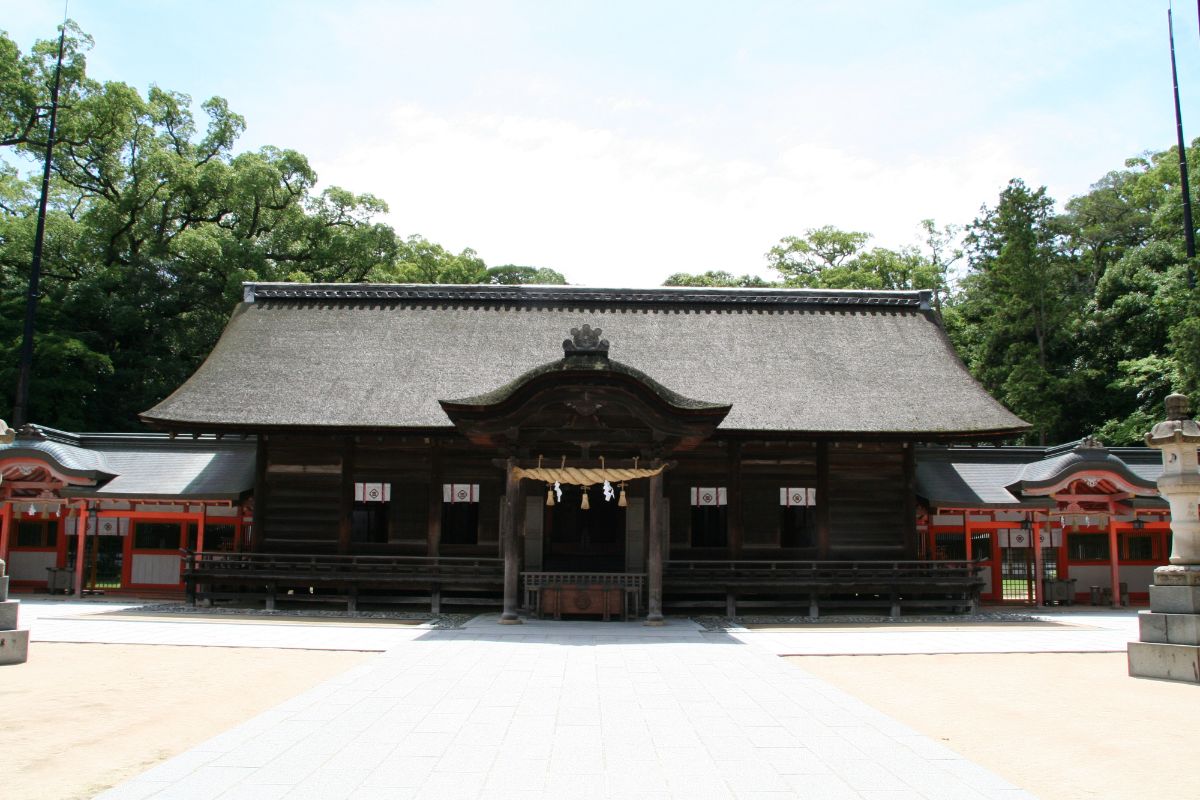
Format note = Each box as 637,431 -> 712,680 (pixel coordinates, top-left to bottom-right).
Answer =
12,24 -> 67,427
1170,8 -> 1197,288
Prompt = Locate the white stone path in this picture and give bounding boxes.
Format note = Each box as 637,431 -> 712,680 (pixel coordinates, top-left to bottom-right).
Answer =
16,602 -> 1140,799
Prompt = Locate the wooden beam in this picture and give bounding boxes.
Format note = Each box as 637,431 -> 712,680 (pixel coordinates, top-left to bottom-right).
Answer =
253,437 -> 268,553
1108,516 -> 1121,608
728,442 -> 742,559
902,444 -> 918,558
0,502 -> 10,563
816,441 -> 830,558
337,440 -> 354,555
73,500 -> 87,597
427,444 -> 442,557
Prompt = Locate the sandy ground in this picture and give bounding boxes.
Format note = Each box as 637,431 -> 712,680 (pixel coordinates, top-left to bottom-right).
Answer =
1,643 -> 370,800
793,652 -> 1199,800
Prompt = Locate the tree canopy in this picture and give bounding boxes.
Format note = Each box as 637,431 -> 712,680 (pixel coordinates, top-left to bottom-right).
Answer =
1,24 -> 566,430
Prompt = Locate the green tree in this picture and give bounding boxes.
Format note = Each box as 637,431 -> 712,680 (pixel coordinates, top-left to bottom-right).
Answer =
367,235 -> 485,284
947,179 -> 1084,444
765,226 -> 870,284
485,264 -> 568,285
662,270 -> 773,287
0,25 -> 398,429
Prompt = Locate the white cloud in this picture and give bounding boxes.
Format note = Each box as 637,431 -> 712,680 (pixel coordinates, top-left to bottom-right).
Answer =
313,105 -> 1038,287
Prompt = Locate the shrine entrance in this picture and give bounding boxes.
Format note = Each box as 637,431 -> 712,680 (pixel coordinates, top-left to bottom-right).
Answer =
544,484 -> 626,571
438,324 -> 732,623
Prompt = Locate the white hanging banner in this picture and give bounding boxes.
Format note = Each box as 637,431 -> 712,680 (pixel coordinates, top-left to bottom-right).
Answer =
354,482 -> 391,503
691,487 -> 727,507
998,528 -> 1060,548
780,488 -> 815,507
443,483 -> 480,504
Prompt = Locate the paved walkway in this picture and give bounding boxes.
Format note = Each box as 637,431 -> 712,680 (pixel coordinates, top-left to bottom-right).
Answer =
17,601 -> 1140,799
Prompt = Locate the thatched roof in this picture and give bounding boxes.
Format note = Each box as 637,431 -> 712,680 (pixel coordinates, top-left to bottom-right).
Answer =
142,283 -> 1028,437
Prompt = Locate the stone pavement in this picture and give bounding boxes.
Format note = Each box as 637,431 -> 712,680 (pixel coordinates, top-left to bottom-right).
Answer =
23,604 -> 1072,800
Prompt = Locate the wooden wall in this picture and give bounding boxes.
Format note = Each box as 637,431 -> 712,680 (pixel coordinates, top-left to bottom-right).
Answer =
256,433 -> 918,561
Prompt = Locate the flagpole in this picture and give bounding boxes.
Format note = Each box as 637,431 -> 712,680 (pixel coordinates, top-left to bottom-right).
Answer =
1169,6 -> 1197,288
12,22 -> 68,427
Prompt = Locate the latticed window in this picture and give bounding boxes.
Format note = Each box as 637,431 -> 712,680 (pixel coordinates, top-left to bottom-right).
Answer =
1067,533 -> 1109,561
16,520 -> 56,548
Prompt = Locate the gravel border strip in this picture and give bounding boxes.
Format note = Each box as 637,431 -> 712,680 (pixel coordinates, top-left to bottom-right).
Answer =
692,611 -> 1038,631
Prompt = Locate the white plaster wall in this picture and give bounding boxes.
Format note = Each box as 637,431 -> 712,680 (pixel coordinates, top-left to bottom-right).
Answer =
8,551 -> 58,581
979,565 -> 993,594
1069,565 -> 1115,590
131,553 -> 181,585
1119,565 -> 1157,595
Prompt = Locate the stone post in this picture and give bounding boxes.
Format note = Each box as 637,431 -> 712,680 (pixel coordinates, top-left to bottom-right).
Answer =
0,557 -> 31,665
1128,393 -> 1200,682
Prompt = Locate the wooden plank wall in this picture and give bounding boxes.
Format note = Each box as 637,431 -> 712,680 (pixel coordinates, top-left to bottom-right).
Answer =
826,442 -> 910,558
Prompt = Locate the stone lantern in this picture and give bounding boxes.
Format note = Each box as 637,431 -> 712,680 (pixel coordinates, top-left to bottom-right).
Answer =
1128,393 -> 1200,682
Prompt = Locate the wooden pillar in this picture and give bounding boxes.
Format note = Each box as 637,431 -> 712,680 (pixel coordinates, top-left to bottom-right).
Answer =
498,457 -> 522,624
1032,518 -> 1044,607
901,444 -> 918,557
645,464 -> 665,626
728,442 -> 742,559
1108,516 -> 1121,607
337,440 -> 354,555
252,436 -> 267,553
964,517 -> 974,562
816,441 -> 830,558
197,506 -> 207,555
73,500 -> 87,597
427,445 -> 442,557
0,502 -> 11,563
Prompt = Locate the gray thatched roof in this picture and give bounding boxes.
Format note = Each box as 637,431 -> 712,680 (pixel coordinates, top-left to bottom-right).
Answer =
143,283 -> 1029,436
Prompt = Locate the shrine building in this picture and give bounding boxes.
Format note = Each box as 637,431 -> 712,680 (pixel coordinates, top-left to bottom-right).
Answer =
0,283 -> 1177,619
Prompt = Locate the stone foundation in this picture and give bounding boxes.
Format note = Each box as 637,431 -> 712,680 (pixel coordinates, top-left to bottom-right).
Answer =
1129,566 -> 1200,683
0,563 -> 30,666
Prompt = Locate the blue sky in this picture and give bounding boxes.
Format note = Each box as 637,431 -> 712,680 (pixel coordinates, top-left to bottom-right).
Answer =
7,1 -> 1200,286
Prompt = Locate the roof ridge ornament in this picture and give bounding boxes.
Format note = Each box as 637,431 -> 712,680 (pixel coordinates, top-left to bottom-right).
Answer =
1077,435 -> 1105,451
563,324 -> 609,357
14,423 -> 45,441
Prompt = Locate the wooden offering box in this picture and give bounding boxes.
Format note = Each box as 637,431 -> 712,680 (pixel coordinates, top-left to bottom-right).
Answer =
540,584 -> 625,620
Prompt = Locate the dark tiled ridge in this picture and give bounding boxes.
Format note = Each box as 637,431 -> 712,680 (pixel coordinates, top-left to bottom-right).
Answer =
249,283 -> 928,309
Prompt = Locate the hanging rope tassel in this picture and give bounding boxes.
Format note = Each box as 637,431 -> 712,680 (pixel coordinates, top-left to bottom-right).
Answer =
580,487 -> 590,510
618,482 -> 628,508
546,484 -> 555,507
